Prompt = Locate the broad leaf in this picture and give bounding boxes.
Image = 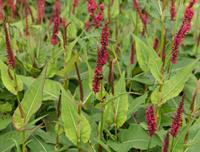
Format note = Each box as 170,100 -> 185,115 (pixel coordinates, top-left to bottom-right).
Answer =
0,60 -> 23,95
151,60 -> 197,105
61,87 -> 91,145
12,67 -> 46,130
111,0 -> 119,18
134,36 -> 162,83
108,124 -> 162,151
104,73 -> 129,128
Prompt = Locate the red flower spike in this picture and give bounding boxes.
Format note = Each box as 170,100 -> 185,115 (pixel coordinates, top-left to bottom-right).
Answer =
51,0 -> 61,45
153,38 -> 159,51
170,95 -> 184,137
51,15 -> 60,45
0,0 -> 4,21
162,132 -> 170,152
4,24 -> 16,69
99,3 -> 104,11
37,0 -> 45,24
130,43 -> 135,64
88,0 -> 97,15
85,20 -> 90,31
133,0 -> 148,30
170,0 -> 176,21
92,22 -> 110,93
145,105 -> 157,137
72,0 -> 78,14
171,0 -> 196,64
8,0 -> 16,17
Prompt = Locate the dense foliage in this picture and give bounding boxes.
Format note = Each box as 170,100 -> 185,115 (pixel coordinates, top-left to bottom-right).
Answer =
0,0 -> 200,152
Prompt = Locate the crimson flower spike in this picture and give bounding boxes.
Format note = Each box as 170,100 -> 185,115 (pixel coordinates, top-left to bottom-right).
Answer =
170,0 -> 176,21
170,0 -> 197,64
153,38 -> 159,51
92,22 -> 110,93
0,0 -> 4,21
4,23 -> 16,69
51,0 -> 61,45
162,132 -> 170,152
133,0 -> 148,32
145,105 -> 157,137
130,42 -> 135,64
8,0 -> 16,18
72,0 -> 78,14
37,0 -> 45,24
170,94 -> 184,137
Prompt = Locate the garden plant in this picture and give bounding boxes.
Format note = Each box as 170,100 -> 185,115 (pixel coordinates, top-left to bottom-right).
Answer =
0,0 -> 200,152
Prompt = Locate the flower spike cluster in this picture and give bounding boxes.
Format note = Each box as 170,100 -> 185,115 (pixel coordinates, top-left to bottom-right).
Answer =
92,22 -> 110,93
4,24 -> 16,69
133,0 -> 148,31
130,43 -> 135,64
51,0 -> 61,45
162,132 -> 170,152
8,0 -> 16,17
171,0 -> 197,64
37,0 -> 45,24
145,105 -> 157,137
0,0 -> 4,21
86,0 -> 104,30
170,0 -> 176,21
72,0 -> 78,14
170,95 -> 184,137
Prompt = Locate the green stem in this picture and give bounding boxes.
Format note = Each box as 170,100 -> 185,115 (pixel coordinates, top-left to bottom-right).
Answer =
98,82 -> 105,152
22,131 -> 26,152
170,137 -> 175,152
147,136 -> 152,152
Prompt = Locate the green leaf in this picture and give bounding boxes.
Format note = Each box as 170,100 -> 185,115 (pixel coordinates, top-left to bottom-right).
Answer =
57,53 -> 79,77
0,131 -> 24,152
134,36 -> 162,83
151,60 -> 197,105
114,73 -> 129,128
12,67 -> 46,130
111,0 -> 119,18
61,87 -> 91,145
0,102 -> 12,112
0,117 -> 11,130
108,124 -> 162,151
127,93 -> 147,119
19,76 -> 61,101
0,60 -> 23,95
27,136 -> 54,152
104,73 -> 129,128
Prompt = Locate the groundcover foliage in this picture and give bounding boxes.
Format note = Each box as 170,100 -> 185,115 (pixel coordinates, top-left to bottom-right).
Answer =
0,0 -> 200,152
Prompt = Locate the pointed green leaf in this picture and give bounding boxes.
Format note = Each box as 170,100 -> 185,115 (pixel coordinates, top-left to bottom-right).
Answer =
151,60 -> 197,105
0,60 -> 23,95
12,67 -> 46,130
104,73 -> 129,128
61,87 -> 91,145
134,36 -> 162,83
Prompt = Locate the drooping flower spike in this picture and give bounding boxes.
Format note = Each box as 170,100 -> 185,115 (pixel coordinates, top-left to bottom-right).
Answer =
72,0 -> 78,14
171,0 -> 197,64
133,0 -> 148,32
170,0 -> 176,21
162,132 -> 170,152
0,0 -> 4,21
8,0 -> 16,17
145,105 -> 157,137
86,0 -> 105,29
4,23 -> 16,69
92,22 -> 110,93
170,94 -> 184,137
37,0 -> 45,24
51,0 -> 61,45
